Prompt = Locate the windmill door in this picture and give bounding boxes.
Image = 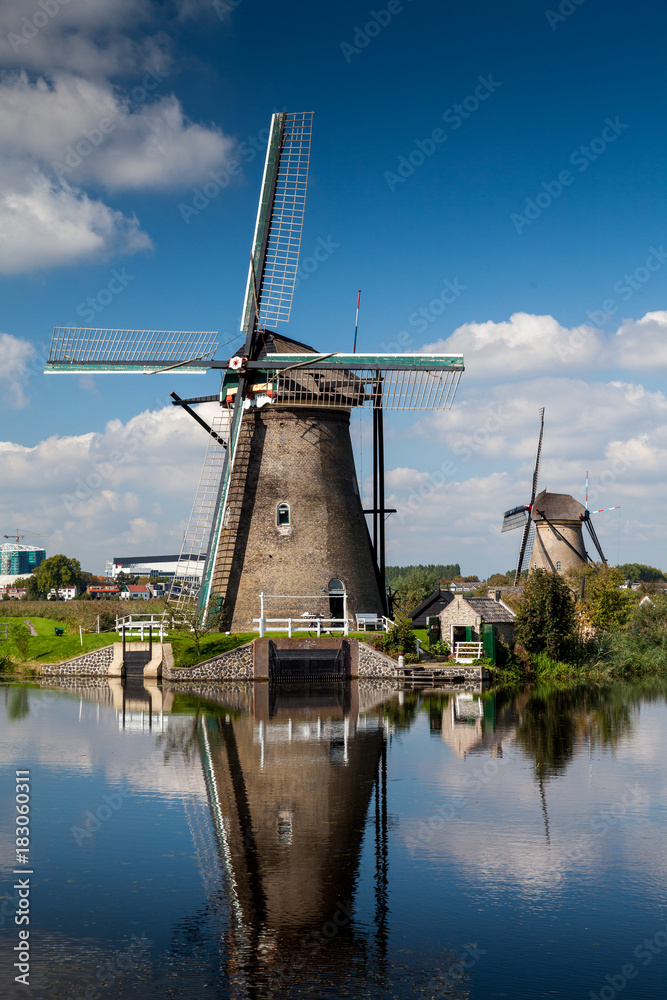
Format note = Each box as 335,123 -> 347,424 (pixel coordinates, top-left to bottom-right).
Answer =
328,579 -> 345,620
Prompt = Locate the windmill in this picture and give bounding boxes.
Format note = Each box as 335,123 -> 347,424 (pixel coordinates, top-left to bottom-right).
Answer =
45,111 -> 465,629
502,410 -> 619,584
501,407 -> 545,585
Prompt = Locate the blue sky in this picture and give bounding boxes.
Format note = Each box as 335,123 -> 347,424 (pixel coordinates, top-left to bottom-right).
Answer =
1,0 -> 666,576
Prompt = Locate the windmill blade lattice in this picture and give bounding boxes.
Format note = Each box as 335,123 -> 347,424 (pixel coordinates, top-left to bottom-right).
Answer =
170,409 -> 230,613
241,112 -> 313,333
45,328 -> 218,373
514,406 -> 545,582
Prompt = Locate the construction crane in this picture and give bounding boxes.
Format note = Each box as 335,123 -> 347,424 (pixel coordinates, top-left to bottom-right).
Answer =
3,530 -> 53,544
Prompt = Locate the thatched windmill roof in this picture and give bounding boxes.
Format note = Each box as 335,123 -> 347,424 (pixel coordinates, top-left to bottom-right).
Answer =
531,489 -> 585,522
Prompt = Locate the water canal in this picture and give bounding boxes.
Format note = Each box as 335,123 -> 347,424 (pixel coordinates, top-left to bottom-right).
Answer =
1,678 -> 666,999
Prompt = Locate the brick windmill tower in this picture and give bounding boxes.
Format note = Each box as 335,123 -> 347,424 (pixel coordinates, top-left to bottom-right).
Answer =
45,112 -> 464,628
502,410 -> 619,582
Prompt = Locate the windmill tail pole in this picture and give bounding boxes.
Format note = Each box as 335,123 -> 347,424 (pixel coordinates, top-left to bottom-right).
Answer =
353,289 -> 361,354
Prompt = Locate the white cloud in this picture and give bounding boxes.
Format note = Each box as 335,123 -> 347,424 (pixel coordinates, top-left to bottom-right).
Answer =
613,311 -> 667,368
0,71 -> 234,192
0,0 -> 236,274
0,159 -> 152,275
0,401 -> 228,572
422,312 -> 604,380
0,332 -> 37,408
422,310 -> 667,382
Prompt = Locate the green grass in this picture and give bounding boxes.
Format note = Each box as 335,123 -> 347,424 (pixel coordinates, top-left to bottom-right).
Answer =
0,615 -> 120,664
0,616 -> 405,670
170,633 -> 255,668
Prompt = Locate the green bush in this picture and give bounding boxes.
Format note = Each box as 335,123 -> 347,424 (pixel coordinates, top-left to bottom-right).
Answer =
373,617 -> 416,655
515,569 -> 576,661
0,650 -> 15,672
429,638 -> 450,656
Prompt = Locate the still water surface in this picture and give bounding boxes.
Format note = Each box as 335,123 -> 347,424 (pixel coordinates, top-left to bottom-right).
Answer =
1,679 -> 666,998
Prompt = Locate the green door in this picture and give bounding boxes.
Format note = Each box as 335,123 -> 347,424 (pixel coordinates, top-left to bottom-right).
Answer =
481,623 -> 495,662
465,625 -> 473,642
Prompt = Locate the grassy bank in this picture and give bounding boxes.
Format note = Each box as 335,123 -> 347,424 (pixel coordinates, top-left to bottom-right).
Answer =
0,615 -> 120,665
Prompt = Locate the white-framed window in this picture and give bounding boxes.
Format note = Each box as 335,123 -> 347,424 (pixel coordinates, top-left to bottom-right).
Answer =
277,502 -> 290,526
556,561 -> 562,571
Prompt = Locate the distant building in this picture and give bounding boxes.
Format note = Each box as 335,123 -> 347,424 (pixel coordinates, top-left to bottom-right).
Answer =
0,544 -> 46,576
119,585 -> 151,601
87,585 -> 120,599
408,588 -> 455,629
107,554 -> 205,580
48,585 -> 77,601
439,595 -> 517,650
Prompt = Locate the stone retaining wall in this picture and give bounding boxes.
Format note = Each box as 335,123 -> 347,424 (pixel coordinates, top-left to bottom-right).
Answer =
357,642 -> 401,678
39,645 -> 114,676
162,643 -> 254,681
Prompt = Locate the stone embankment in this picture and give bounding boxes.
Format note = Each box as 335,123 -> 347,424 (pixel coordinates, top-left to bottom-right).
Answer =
36,638 -> 487,682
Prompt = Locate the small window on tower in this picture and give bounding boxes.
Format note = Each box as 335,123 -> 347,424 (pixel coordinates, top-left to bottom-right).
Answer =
556,561 -> 562,571
277,503 -> 290,526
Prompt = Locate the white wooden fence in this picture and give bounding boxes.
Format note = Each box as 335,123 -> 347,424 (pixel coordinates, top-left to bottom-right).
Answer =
115,614 -> 169,641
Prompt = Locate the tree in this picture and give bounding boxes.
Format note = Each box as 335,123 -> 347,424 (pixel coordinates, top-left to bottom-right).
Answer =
585,566 -> 634,632
10,623 -> 31,661
515,569 -> 576,660
615,562 -> 666,583
34,554 -> 82,596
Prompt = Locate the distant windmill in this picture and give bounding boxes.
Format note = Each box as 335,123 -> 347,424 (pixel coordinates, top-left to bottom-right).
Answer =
501,410 -> 619,584
45,111 -> 465,629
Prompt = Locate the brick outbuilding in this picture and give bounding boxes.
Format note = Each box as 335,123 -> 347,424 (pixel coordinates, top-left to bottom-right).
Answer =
438,595 -> 516,650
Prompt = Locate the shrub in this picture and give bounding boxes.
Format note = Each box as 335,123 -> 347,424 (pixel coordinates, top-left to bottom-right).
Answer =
429,638 -> 450,656
515,569 -> 576,661
374,617 -> 417,655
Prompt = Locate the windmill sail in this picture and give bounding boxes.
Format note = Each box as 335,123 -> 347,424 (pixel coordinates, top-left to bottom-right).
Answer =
512,408 -> 545,585
45,328 -> 218,373
241,112 -> 313,335
176,112 -> 315,617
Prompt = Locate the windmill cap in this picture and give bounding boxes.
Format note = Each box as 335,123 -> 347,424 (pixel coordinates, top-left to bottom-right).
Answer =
531,490 -> 585,521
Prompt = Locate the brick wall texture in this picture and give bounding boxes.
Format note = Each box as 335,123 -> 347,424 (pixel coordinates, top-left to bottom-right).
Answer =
210,406 -> 383,631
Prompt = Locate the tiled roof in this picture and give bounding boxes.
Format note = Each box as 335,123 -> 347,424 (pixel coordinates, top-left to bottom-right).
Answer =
466,598 -> 516,623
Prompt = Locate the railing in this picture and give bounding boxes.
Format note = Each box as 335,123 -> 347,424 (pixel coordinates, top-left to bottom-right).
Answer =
355,614 -> 393,632
115,615 -> 169,641
253,617 -> 350,638
453,641 -> 484,662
